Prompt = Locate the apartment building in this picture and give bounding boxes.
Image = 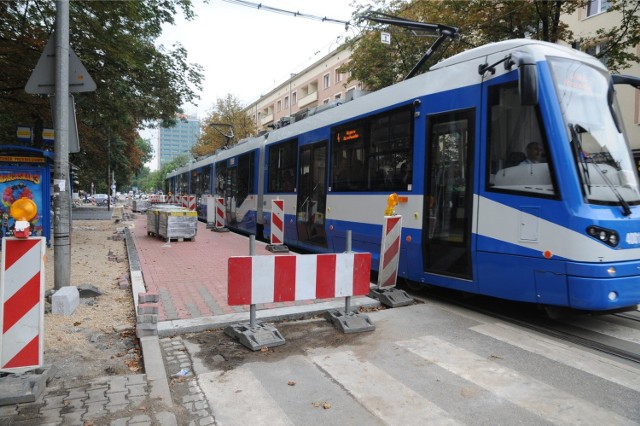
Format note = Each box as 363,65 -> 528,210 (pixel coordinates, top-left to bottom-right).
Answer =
245,46 -> 364,133
562,1 -> 640,152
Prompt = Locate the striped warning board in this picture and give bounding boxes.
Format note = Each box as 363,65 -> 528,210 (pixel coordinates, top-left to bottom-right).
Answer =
0,237 -> 46,371
215,197 -> 226,229
377,215 -> 402,289
228,252 -> 371,305
270,199 -> 285,245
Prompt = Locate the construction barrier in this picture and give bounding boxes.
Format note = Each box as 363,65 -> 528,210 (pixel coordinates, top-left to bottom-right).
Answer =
0,237 -> 46,371
370,214 -> 413,308
226,250 -> 374,350
179,195 -> 196,211
228,252 -> 371,305
377,215 -> 402,289
213,197 -> 226,231
267,199 -> 288,252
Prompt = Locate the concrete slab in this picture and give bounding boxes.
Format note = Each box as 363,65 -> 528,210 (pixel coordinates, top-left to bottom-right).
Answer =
51,286 -> 79,315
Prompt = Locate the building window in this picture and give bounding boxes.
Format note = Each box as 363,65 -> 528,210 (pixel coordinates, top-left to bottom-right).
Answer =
284,96 -> 289,109
292,92 -> 297,105
335,93 -> 342,100
277,100 -> 282,112
335,70 -> 343,83
323,73 -> 330,89
587,0 -> 610,17
585,42 -> 608,66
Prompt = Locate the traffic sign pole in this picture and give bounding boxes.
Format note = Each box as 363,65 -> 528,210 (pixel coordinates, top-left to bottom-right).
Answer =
53,2 -> 71,289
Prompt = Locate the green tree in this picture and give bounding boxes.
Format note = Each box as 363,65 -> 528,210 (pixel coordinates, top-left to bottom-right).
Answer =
0,1 -> 203,192
191,94 -> 255,158
344,0 -> 581,91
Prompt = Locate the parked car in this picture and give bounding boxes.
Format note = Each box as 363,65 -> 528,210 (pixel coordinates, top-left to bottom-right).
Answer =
91,194 -> 109,206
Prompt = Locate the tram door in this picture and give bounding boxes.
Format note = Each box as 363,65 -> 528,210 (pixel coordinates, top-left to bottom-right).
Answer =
296,142 -> 328,247
423,109 -> 474,279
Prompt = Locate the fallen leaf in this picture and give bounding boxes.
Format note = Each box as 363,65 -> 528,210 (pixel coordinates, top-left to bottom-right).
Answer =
287,381 -> 296,386
322,402 -> 331,409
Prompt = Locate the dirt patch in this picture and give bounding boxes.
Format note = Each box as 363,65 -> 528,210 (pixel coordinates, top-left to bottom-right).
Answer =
43,218 -> 141,386
185,316 -> 374,371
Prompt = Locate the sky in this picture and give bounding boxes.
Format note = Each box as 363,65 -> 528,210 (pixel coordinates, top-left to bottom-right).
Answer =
143,0 -> 362,169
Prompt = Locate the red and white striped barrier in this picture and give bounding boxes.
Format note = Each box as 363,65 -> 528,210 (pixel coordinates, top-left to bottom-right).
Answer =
215,197 -> 226,229
377,215 -> 402,289
270,199 -> 285,245
228,252 -> 371,305
179,195 -> 196,211
0,237 -> 46,371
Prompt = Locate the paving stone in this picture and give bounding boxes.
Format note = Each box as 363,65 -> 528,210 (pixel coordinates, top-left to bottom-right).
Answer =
127,384 -> 147,398
83,401 -> 107,419
61,409 -> 86,425
106,391 -> 128,406
86,388 -> 108,403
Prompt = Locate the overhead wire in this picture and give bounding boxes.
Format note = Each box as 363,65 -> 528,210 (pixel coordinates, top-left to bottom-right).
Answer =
221,0 -> 351,27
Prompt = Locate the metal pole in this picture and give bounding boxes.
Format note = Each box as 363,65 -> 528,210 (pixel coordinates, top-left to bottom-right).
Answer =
53,1 -> 70,289
249,235 -> 256,327
345,230 -> 352,313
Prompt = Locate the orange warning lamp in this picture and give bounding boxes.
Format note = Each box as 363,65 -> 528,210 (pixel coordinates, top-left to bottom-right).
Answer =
385,193 -> 398,216
10,197 -> 37,238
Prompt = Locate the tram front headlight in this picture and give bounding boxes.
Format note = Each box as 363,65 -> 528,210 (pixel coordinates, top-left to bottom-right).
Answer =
586,226 -> 619,247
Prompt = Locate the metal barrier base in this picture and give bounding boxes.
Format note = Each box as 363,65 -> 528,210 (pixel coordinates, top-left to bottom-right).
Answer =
224,322 -> 286,351
325,309 -> 375,334
0,365 -> 57,406
266,244 -> 289,253
211,227 -> 229,232
369,287 -> 413,308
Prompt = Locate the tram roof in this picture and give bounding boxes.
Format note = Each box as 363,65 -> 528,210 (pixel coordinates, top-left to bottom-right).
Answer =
431,38 -> 605,71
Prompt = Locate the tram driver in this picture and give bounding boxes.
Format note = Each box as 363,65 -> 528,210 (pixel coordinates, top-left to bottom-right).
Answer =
520,141 -> 544,164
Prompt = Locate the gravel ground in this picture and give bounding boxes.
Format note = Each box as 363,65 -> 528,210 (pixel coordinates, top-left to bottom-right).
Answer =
43,216 -> 140,386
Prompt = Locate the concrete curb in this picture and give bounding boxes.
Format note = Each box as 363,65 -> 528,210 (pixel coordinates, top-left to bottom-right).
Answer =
157,297 -> 381,337
124,227 -> 173,410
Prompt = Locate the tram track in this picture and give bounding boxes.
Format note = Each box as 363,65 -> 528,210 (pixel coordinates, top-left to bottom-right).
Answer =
405,286 -> 640,365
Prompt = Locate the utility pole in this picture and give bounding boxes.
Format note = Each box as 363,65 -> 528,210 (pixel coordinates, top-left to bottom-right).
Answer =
53,1 -> 71,290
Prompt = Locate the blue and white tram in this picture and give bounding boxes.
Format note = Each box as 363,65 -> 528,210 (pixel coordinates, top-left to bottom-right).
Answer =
169,39 -> 640,311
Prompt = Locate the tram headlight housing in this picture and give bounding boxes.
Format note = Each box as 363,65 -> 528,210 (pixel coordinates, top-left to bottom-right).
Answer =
586,226 -> 619,247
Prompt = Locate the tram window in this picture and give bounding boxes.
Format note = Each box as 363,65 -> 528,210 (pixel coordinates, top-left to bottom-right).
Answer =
236,152 -> 255,205
331,106 -> 413,192
215,162 -> 227,197
268,139 -> 297,192
487,83 -> 556,197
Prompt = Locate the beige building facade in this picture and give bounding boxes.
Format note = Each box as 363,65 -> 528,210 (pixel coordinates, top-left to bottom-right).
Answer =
245,46 -> 364,133
562,1 -> 640,153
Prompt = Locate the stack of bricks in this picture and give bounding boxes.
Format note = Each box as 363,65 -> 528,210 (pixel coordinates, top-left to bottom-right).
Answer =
136,292 -> 159,338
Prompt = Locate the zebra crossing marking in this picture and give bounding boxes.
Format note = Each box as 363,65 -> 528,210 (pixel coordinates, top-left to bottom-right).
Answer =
197,368 -> 294,425
564,317 -> 640,345
396,335 -> 637,425
312,350 -> 461,425
471,322 -> 640,391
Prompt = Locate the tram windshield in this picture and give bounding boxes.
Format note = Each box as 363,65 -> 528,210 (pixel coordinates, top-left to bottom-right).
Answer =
549,57 -> 640,206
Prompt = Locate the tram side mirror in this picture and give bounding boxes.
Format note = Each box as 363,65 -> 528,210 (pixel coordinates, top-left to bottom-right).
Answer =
519,64 -> 538,106
505,51 -> 538,106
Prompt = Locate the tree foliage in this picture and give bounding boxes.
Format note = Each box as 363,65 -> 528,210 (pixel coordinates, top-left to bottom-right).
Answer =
344,0 -> 638,91
0,1 -> 204,193
135,154 -> 189,193
191,93 -> 254,159
576,0 -> 640,72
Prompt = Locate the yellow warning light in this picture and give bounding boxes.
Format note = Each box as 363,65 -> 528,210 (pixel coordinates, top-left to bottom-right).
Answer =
10,197 -> 37,222
385,193 -> 398,216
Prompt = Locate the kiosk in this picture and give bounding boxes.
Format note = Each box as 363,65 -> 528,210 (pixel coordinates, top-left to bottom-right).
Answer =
0,146 -> 53,245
